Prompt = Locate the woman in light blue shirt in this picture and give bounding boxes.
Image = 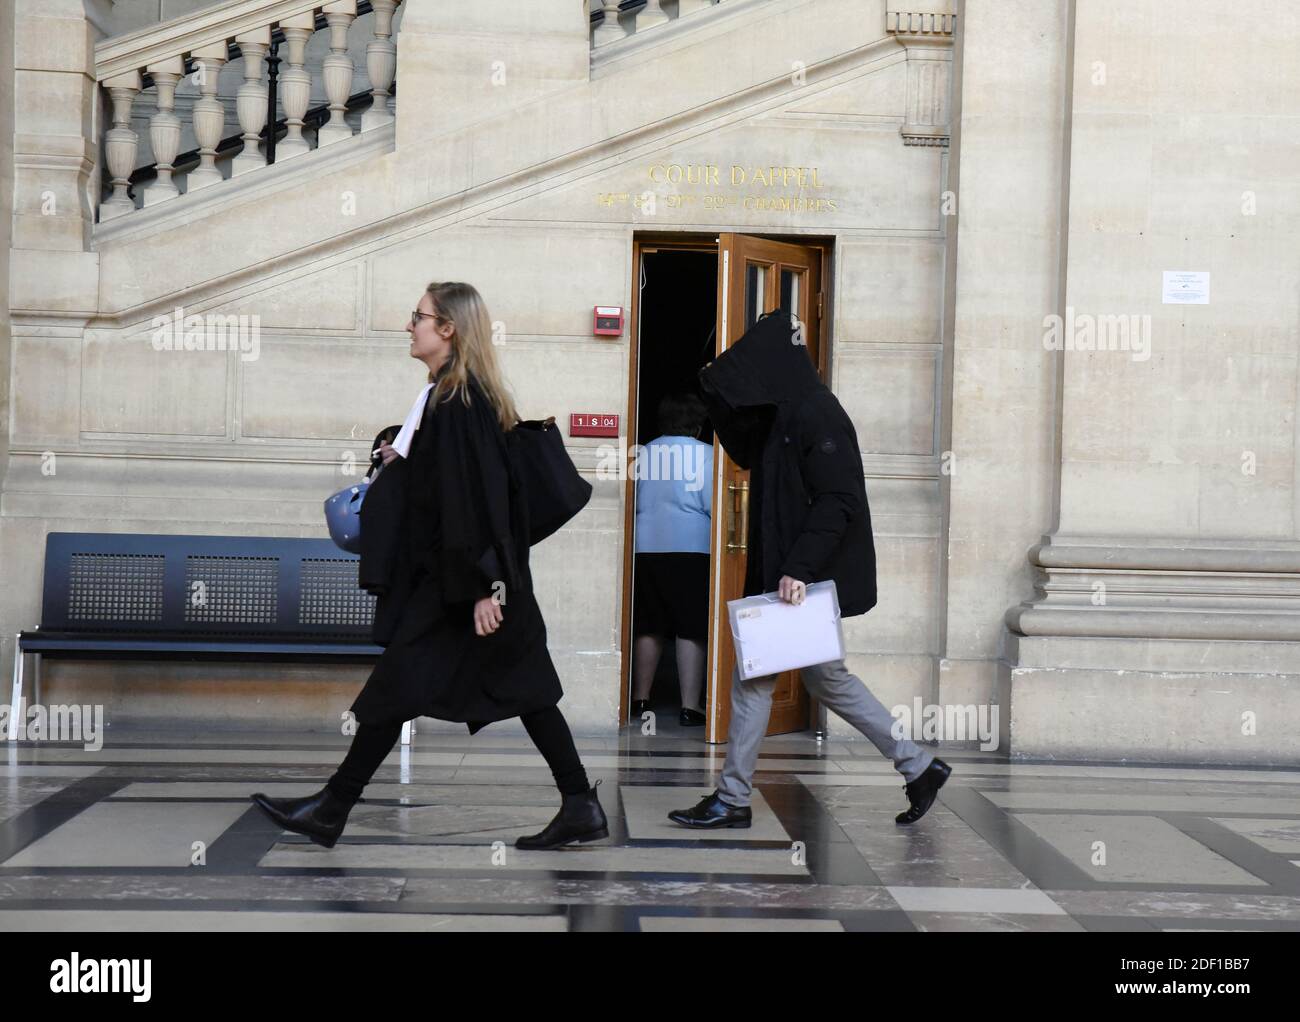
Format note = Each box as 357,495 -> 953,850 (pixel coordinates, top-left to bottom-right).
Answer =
631,393 -> 713,726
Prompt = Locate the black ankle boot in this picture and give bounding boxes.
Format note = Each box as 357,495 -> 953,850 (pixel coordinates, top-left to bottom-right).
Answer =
250,786 -> 355,849
515,779 -> 608,850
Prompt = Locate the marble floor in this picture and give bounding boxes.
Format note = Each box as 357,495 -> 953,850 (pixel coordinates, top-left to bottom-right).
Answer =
3,727 -> 1300,932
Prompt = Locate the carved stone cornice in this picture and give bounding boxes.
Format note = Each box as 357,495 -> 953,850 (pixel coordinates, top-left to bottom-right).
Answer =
885,4 -> 955,147
886,9 -> 956,42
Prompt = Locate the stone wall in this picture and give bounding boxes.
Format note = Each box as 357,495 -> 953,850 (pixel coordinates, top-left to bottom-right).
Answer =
4,0 -> 1296,761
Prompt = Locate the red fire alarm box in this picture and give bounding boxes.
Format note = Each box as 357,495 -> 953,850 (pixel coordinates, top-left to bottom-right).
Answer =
593,306 -> 623,336
570,413 -> 619,438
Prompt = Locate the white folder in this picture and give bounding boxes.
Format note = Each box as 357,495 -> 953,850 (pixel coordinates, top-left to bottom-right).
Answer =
727,580 -> 845,681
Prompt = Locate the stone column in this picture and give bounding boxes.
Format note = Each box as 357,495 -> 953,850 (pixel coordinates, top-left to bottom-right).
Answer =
938,0 -> 1070,744
4,0 -> 104,691
1001,0 -> 1300,764
10,0 -> 102,251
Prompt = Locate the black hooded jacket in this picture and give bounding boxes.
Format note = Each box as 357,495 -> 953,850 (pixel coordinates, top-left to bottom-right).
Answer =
697,310 -> 877,617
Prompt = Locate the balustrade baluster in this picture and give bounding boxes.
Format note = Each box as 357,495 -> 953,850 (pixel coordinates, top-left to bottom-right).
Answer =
232,28 -> 271,177
186,42 -> 228,190
318,1 -> 358,146
638,1 -> 670,31
362,0 -> 401,131
592,1 -> 625,47
100,71 -> 141,220
276,11 -> 316,159
142,57 -> 184,205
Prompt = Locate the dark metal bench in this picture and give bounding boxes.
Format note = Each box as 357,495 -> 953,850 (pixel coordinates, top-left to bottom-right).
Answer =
7,532 -> 416,742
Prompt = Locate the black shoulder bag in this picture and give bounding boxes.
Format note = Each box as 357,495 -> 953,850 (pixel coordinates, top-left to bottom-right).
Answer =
505,416 -> 593,545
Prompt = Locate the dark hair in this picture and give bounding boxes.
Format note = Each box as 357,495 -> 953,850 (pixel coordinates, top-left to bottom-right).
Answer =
657,392 -> 706,438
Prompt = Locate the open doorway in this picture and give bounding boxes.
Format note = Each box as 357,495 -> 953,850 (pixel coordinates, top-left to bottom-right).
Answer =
620,232 -> 833,744
624,246 -> 718,737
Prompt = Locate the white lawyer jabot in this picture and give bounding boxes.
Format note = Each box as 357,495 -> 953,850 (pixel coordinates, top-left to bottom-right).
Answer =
390,382 -> 433,459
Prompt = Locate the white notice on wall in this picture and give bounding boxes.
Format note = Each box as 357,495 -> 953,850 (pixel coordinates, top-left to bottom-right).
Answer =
1162,271 -> 1210,304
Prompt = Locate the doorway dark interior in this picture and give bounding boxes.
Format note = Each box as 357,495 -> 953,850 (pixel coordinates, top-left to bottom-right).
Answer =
629,248 -> 718,736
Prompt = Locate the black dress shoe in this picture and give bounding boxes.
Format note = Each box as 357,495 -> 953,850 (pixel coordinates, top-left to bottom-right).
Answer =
516,780 -> 609,850
895,757 -> 952,825
679,706 -> 706,727
630,699 -> 651,719
667,790 -> 752,829
250,786 -> 355,849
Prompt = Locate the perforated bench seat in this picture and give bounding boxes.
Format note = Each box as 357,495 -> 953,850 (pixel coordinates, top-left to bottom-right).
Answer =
8,532 -> 418,742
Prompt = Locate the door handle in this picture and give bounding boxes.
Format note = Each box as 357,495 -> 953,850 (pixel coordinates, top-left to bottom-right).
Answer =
726,480 -> 749,552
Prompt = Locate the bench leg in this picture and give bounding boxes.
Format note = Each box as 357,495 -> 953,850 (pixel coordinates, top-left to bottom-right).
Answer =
400,720 -> 412,746
33,653 -> 41,710
8,636 -> 23,741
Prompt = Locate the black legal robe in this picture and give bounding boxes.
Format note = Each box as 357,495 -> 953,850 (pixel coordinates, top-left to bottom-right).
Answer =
352,371 -> 563,731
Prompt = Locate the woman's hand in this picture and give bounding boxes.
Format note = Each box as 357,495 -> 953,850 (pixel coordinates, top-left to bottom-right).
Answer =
473,595 -> 503,636
376,440 -> 399,466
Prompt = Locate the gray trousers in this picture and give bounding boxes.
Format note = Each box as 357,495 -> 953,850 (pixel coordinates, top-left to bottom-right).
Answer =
716,657 -> 933,807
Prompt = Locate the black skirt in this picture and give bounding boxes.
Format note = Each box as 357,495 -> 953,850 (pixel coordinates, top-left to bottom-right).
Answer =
632,551 -> 710,641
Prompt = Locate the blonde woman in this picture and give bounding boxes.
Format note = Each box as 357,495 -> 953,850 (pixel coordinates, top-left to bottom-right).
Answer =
252,282 -> 607,850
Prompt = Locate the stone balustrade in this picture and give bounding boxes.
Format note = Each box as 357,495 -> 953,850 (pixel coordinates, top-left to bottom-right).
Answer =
96,0 -> 404,222
95,0 -> 748,221
588,0 -> 724,48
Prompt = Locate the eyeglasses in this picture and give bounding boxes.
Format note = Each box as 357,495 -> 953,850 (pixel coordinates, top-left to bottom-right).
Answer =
411,310 -> 450,327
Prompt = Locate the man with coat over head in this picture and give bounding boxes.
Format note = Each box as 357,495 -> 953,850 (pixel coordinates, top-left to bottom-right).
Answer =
668,309 -> 951,829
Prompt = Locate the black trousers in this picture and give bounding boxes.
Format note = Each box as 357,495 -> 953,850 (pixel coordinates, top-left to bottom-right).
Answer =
326,705 -> 590,804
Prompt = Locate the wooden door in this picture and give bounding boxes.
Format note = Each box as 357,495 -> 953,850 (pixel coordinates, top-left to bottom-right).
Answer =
705,234 -> 826,743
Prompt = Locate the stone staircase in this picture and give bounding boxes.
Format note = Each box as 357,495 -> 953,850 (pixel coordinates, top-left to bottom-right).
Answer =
76,0 -> 922,324
89,0 -> 785,226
